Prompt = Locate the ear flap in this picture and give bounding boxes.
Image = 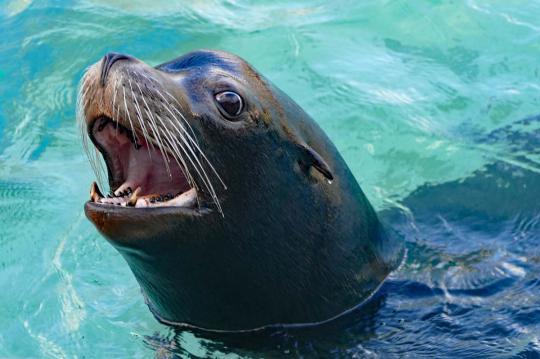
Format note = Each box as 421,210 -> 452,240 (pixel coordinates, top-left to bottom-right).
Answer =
299,144 -> 334,181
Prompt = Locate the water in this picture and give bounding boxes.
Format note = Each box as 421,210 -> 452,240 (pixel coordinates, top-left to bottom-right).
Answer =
1,0 -> 539,357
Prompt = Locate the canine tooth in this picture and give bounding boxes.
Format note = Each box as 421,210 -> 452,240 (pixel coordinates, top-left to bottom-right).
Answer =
127,187 -> 141,207
114,184 -> 132,197
90,181 -> 103,202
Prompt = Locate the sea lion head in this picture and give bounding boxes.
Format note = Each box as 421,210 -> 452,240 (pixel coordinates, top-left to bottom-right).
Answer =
78,49 -> 403,331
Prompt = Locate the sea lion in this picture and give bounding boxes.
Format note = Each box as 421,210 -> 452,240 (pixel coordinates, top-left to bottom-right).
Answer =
77,49 -> 404,332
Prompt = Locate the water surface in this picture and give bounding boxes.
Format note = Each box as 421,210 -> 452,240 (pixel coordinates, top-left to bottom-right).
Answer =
1,0 -> 539,357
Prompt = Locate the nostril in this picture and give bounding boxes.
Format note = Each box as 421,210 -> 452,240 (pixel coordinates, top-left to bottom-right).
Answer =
100,52 -> 133,87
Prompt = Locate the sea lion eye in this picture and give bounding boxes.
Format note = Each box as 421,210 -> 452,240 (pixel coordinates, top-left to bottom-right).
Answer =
215,91 -> 243,119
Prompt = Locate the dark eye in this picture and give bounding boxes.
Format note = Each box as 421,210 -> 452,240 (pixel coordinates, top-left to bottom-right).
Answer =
215,91 -> 243,119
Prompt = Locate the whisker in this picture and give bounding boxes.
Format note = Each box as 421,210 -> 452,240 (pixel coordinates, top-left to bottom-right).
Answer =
128,77 -> 154,160
137,82 -> 195,186
111,78 -> 118,128
153,112 -> 200,187
139,72 -> 158,87
170,104 -> 227,190
151,87 -> 225,213
159,106 -> 221,207
132,79 -> 157,153
155,124 -> 198,190
133,73 -> 197,186
122,86 -> 138,144
142,107 -> 173,178
114,101 -> 121,137
77,68 -> 108,190
155,88 -> 227,190
159,119 -> 222,213
163,90 -> 199,143
155,101 -> 214,188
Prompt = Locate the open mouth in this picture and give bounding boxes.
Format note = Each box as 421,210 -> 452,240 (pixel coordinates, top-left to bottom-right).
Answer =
88,116 -> 198,209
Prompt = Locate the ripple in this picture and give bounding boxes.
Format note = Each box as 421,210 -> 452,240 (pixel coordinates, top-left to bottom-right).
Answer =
2,0 -> 540,357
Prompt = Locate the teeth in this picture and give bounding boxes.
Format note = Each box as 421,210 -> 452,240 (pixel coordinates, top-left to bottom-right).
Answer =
114,183 -> 135,197
127,187 -> 141,207
92,182 -> 197,209
166,188 -> 197,207
99,197 -> 125,205
137,188 -> 197,208
90,181 -> 103,202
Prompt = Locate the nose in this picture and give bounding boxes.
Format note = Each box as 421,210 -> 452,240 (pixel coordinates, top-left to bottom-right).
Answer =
100,52 -> 133,87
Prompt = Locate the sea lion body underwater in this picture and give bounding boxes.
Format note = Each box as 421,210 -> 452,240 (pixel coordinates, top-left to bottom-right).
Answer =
78,49 -> 404,332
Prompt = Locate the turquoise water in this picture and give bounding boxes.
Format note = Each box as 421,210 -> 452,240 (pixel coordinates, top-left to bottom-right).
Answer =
1,0 -> 539,357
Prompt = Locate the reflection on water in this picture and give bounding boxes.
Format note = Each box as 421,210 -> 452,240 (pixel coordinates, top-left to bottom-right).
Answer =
0,1 -> 539,357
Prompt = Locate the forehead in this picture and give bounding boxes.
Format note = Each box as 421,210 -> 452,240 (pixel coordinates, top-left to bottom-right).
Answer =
156,50 -> 241,74
155,51 -> 262,98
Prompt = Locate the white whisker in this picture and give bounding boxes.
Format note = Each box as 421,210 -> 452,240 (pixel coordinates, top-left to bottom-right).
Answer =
122,85 -> 138,144
163,90 -> 199,142
155,123 -> 198,190
155,88 -> 226,190
77,67 -> 108,190
153,112 -> 200,187
131,79 -> 157,153
143,107 -> 173,178
159,104 -> 221,207
128,77 -> 154,160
